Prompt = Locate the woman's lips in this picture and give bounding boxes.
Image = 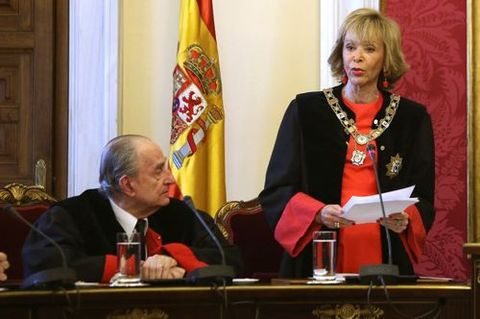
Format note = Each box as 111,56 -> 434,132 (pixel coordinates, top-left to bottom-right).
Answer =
351,68 -> 365,76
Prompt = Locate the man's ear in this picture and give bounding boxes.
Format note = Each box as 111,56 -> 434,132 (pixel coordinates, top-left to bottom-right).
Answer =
118,175 -> 135,197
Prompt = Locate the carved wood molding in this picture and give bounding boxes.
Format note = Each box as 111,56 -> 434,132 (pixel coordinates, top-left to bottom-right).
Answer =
214,198 -> 262,243
0,182 -> 56,205
312,304 -> 384,319
107,308 -> 169,319
215,201 -> 240,241
471,0 -> 480,243
475,259 -> 480,285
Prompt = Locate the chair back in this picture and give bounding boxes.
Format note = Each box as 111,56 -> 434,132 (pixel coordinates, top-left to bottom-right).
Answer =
215,198 -> 283,281
0,183 -> 56,281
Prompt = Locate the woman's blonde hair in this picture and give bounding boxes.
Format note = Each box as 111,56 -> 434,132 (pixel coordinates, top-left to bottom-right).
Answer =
327,8 -> 409,90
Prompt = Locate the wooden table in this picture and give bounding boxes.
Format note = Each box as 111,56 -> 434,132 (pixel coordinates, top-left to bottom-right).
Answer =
0,280 -> 471,319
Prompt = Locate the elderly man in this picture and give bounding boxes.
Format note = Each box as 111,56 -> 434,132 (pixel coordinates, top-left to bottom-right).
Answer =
22,135 -> 241,282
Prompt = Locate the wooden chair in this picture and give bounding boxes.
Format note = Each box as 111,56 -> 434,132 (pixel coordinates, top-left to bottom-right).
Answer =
215,198 -> 283,281
0,183 -> 56,281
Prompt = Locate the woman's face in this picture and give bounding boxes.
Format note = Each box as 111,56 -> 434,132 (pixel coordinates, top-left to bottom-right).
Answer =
342,30 -> 385,89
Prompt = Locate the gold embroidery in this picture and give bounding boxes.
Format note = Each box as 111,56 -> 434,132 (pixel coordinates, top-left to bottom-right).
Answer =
386,153 -> 403,178
312,304 -> 384,318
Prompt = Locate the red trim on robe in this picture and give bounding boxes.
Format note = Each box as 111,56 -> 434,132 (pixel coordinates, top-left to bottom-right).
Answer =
101,254 -> 117,283
146,228 -> 208,272
274,192 -> 325,257
145,228 -> 163,256
399,204 -> 426,263
163,243 -> 208,272
100,228 -> 208,282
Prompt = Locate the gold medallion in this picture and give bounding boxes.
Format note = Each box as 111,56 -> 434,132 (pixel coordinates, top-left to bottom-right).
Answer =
386,153 -> 403,178
355,135 -> 368,145
351,150 -> 366,166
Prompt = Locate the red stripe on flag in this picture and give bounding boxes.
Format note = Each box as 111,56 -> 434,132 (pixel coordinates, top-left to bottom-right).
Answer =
196,0 -> 216,40
186,128 -> 198,154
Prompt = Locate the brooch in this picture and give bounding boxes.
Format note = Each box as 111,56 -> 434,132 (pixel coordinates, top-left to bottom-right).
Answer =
386,154 -> 403,178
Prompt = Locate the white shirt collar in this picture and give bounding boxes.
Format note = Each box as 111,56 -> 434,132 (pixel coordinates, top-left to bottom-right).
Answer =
109,198 -> 148,235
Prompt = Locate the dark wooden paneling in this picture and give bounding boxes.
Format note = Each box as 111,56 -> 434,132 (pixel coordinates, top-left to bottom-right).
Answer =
0,52 -> 33,183
32,0 -> 53,191
0,0 -> 68,198
0,0 -> 33,31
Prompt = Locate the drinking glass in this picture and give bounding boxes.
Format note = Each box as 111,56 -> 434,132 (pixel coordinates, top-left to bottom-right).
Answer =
112,232 -> 142,286
312,231 -> 337,280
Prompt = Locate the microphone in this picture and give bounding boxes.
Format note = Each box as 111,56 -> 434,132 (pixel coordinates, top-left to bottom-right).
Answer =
183,196 -> 234,284
359,144 -> 399,284
2,205 -> 77,289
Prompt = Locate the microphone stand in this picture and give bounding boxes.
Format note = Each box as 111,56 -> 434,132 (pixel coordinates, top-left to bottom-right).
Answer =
183,196 -> 234,284
359,144 -> 399,284
3,205 -> 77,289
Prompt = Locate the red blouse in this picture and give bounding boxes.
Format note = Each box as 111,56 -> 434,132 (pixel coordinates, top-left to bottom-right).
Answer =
337,94 -> 383,273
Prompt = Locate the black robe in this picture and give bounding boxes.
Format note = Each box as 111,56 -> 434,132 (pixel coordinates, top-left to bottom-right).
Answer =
259,85 -> 435,277
22,189 -> 243,282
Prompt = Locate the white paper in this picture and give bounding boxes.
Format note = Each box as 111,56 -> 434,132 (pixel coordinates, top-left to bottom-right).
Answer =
342,186 -> 418,224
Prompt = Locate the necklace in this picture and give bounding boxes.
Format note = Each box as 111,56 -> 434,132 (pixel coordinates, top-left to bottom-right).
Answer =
323,88 -> 400,165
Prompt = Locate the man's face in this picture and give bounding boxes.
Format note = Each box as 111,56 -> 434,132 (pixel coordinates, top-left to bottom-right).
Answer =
127,140 -> 174,216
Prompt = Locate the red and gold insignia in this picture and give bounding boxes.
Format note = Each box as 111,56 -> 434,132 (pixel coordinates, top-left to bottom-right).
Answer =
386,153 -> 403,178
171,105 -> 224,169
171,64 -> 208,143
170,43 -> 224,168
171,43 -> 224,145
183,44 -> 221,95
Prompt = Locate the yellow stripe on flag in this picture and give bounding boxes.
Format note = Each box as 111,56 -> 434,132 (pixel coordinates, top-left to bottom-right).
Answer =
169,0 -> 226,215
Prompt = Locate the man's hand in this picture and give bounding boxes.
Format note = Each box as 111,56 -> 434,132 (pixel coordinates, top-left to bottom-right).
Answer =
141,254 -> 186,280
0,252 -> 9,281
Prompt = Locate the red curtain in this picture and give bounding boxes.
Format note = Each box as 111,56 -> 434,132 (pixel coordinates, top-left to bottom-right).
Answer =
386,0 -> 468,281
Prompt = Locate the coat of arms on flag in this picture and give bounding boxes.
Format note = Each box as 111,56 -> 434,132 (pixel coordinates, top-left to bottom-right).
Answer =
169,0 -> 226,215
170,45 -> 224,169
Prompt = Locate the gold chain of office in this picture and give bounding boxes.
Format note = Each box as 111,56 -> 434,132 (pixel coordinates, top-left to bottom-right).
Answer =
322,88 -> 401,145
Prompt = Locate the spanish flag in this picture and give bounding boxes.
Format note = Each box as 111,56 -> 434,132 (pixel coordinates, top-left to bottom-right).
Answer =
169,0 -> 226,215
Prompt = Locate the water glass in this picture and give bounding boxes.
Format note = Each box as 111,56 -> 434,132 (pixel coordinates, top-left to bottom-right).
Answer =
114,232 -> 142,285
312,231 -> 337,280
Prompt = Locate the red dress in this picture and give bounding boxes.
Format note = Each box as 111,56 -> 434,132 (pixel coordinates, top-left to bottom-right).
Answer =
337,95 -> 383,273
